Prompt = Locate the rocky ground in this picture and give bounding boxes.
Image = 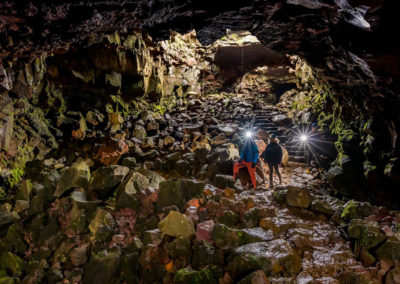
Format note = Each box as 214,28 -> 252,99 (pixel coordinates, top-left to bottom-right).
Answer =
0,92 -> 399,284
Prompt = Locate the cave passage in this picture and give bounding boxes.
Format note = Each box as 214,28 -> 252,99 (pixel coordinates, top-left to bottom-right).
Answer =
0,23 -> 400,284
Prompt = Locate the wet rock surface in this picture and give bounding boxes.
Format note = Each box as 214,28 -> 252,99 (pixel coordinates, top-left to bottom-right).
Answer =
0,91 -> 399,283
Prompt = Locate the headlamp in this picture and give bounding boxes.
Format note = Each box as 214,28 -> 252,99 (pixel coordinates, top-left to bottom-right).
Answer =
245,131 -> 253,138
300,134 -> 308,142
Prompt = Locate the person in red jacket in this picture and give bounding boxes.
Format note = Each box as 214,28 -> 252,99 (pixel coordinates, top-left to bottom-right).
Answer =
233,134 -> 259,191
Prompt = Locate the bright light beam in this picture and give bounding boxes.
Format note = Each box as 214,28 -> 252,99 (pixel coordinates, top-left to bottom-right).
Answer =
300,134 -> 308,142
245,131 -> 253,138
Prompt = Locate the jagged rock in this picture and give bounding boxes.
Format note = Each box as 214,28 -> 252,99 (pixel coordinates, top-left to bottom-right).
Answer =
0,204 -> 19,227
259,216 -> 296,234
158,211 -> 195,238
243,207 -> 270,228
241,228 -> 274,244
173,267 -> 216,284
376,238 -> 400,263
116,171 -> 150,210
192,241 -> 218,270
212,223 -> 240,250
341,200 -> 379,221
286,184 -> 312,208
273,186 -> 288,205
83,248 -> 121,284
69,243 -> 90,266
157,179 -> 204,211
311,195 -> 345,215
121,157 -> 137,169
88,165 -> 129,198
176,159 -> 191,176
238,270 -> 270,284
196,220 -> 215,243
327,165 -> 363,197
55,158 -> 90,197
137,168 -> 164,188
213,174 -> 235,189
218,210 -> 239,227
227,240 -> 301,279
143,229 -> 162,246
0,252 -> 26,277
15,179 -> 33,202
385,266 -> 400,284
165,236 -> 192,258
132,125 -> 147,140
347,219 -> 386,265
88,208 -> 116,242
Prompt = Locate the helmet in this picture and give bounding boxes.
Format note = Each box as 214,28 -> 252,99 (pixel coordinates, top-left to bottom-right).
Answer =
311,123 -> 318,128
270,133 -> 277,138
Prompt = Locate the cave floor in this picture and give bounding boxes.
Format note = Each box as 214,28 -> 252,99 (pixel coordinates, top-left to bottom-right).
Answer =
1,93 -> 398,283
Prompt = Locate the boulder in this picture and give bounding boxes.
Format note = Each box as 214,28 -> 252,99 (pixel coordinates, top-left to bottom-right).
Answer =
311,195 -> 345,215
192,241 -> 217,270
83,248 -> 121,284
385,266 -> 400,284
213,174 -> 235,189
212,223 -> 241,250
327,164 -> 363,196
173,267 -> 215,284
132,125 -> 147,140
116,171 -> 150,210
227,240 -> 301,279
55,158 -> 90,197
238,270 -> 270,284
158,211 -> 195,238
88,208 -> 116,242
0,204 -> 20,227
341,200 -> 378,221
376,238 -> 400,263
241,228 -> 274,245
196,220 -> 215,243
259,216 -> 296,234
218,210 -> 239,227
285,184 -> 312,208
157,179 -> 204,211
121,157 -> 136,169
89,165 -> 129,198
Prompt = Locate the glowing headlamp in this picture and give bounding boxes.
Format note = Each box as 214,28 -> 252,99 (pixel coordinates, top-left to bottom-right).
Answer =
300,134 -> 308,142
245,131 -> 253,138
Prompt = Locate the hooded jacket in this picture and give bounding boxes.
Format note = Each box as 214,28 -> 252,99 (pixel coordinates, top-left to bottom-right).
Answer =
240,139 -> 259,163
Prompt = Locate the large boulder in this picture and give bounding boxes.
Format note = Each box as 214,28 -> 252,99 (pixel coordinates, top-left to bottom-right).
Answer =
157,179 -> 204,211
285,184 -> 313,208
89,165 -> 129,198
158,211 -> 195,238
341,200 -> 378,221
227,240 -> 301,279
213,174 -> 235,189
327,163 -> 363,197
311,195 -> 345,215
55,158 -> 90,197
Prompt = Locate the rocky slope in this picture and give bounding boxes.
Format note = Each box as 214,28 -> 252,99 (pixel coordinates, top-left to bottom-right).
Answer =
1,92 -> 399,283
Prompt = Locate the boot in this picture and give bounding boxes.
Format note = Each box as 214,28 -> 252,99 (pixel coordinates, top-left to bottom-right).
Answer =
268,181 -> 274,189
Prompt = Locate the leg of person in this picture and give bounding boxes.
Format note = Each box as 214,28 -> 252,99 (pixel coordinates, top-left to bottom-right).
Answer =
268,163 -> 274,189
233,162 -> 240,180
274,164 -> 282,185
245,162 -> 257,191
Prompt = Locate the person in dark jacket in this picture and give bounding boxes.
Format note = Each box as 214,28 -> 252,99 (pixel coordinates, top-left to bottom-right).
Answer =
262,134 -> 282,188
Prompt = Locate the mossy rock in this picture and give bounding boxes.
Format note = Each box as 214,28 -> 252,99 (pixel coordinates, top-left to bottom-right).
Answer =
0,252 -> 26,277
173,267 -> 216,284
218,210 -> 239,227
376,238 -> 400,262
341,200 -> 378,221
54,158 -> 90,197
